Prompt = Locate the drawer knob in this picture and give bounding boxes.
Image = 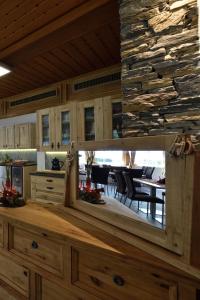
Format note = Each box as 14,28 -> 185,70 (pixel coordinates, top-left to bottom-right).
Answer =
46,179 -> 53,182
47,187 -> 54,190
113,275 -> 125,286
31,241 -> 39,249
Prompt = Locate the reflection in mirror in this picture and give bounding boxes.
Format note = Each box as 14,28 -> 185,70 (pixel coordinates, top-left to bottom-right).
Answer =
78,150 -> 166,229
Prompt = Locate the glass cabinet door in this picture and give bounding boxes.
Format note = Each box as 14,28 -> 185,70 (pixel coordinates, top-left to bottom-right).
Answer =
84,107 -> 95,141
56,104 -> 73,150
77,99 -> 103,142
112,102 -> 122,139
37,108 -> 54,151
61,111 -> 70,145
42,114 -> 50,146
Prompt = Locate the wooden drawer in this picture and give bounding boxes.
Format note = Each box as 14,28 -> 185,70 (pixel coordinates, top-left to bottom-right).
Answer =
71,248 -> 178,300
31,175 -> 65,204
32,176 -> 65,187
0,218 -> 3,247
35,183 -> 64,194
34,190 -> 64,203
0,255 -> 29,297
8,225 -> 64,276
41,278 -> 99,300
0,279 -> 27,300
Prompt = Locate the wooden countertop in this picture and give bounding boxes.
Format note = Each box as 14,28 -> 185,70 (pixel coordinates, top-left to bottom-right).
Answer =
0,201 -> 199,282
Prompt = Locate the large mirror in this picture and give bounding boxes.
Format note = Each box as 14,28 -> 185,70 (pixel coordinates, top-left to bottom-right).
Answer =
68,136 -> 193,255
78,150 -> 166,229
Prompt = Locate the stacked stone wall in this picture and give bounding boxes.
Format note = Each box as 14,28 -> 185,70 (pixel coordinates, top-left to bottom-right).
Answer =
120,0 -> 200,136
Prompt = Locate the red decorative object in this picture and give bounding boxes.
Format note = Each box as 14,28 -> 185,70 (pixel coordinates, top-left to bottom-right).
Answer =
0,182 -> 25,207
79,186 -> 105,204
86,178 -> 91,190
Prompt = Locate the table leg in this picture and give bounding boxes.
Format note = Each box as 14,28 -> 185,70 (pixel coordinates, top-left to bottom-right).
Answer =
150,187 -> 156,219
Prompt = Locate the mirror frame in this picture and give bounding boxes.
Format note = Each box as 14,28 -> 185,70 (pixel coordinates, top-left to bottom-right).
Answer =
67,135 -> 195,255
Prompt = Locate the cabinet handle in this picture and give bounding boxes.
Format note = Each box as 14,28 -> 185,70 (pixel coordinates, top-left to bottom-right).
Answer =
46,187 -> 54,190
51,142 -> 54,149
57,142 -> 60,149
31,241 -> 38,249
46,179 -> 53,183
113,275 -> 125,286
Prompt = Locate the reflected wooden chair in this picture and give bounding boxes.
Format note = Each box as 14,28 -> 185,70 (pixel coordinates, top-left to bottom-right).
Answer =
114,170 -> 127,202
123,172 -> 164,221
91,166 -> 110,195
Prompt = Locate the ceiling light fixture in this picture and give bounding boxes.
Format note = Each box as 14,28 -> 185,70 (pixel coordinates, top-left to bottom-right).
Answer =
0,64 -> 11,77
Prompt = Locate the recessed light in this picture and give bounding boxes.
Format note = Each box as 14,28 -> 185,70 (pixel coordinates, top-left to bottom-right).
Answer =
0,64 -> 11,77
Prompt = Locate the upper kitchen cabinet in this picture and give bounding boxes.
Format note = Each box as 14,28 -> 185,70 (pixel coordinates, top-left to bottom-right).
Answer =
77,98 -> 104,142
103,96 -> 122,140
55,103 -> 76,151
37,103 -> 75,151
0,127 -> 6,149
5,126 -> 15,149
15,123 -> 36,149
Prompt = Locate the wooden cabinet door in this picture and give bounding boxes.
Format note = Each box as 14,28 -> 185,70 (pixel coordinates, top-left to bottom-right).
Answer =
55,103 -> 75,151
37,108 -> 54,151
77,98 -> 104,142
0,255 -> 29,297
0,127 -> 6,148
5,126 -> 15,148
15,123 -> 36,149
41,278 -> 98,300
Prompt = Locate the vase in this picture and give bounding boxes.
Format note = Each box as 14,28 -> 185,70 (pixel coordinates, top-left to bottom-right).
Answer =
86,177 -> 91,190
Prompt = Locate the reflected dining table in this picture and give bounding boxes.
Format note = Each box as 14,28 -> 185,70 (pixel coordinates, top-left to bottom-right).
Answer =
133,177 -> 165,219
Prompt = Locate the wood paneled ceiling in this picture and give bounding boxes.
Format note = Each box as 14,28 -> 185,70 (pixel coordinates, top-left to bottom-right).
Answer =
0,0 -> 120,98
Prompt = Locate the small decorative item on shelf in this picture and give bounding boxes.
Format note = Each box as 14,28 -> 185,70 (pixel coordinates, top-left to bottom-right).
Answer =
0,182 -> 25,208
79,185 -> 105,205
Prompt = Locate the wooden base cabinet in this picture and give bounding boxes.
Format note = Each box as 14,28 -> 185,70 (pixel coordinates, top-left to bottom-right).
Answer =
0,203 -> 199,300
71,247 -> 178,300
31,174 -> 65,204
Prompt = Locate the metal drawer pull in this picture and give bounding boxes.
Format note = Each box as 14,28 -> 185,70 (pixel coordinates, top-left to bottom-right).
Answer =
113,275 -> 125,286
46,187 -> 54,190
46,179 -> 53,182
31,241 -> 39,249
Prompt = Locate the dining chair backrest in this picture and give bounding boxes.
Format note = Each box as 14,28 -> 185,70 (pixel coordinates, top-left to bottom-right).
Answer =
91,166 -> 110,185
129,169 -> 143,178
145,167 -> 155,179
114,170 -> 126,194
122,171 -> 137,199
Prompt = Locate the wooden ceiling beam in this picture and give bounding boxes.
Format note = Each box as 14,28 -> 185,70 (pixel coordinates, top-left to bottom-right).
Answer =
0,0 -> 114,61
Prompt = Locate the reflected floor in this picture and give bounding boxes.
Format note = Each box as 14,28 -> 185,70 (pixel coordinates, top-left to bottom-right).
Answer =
80,181 -> 166,229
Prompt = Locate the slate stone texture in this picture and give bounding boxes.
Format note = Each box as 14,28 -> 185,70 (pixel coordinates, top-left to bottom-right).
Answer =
119,0 -> 200,136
